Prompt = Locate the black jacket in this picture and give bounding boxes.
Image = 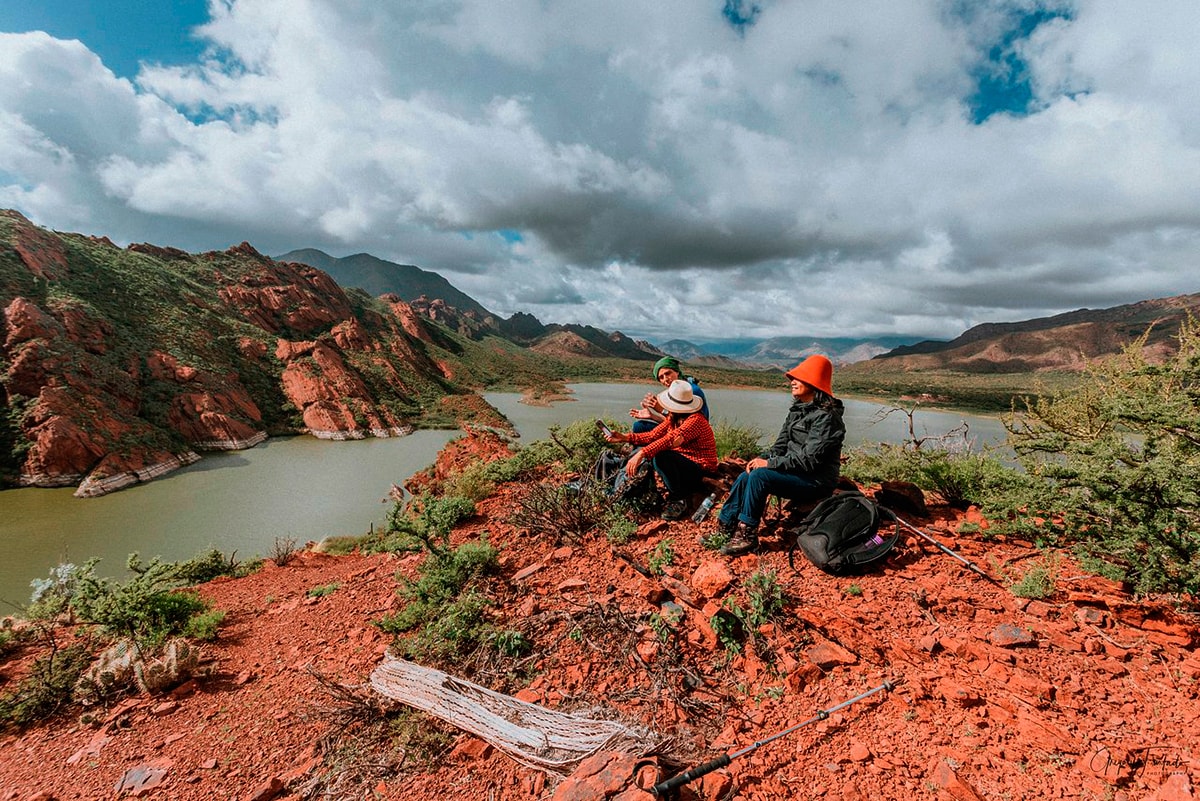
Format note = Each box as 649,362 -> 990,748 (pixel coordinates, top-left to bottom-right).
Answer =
764,397 -> 845,487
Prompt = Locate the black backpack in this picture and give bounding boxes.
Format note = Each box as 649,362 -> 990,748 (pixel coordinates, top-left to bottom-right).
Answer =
591,449 -> 656,500
788,491 -> 900,575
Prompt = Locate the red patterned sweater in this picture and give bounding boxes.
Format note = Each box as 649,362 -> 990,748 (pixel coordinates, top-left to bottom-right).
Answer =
626,413 -> 718,471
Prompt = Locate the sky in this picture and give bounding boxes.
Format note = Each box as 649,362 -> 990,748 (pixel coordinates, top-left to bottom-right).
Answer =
2,1 -> 1200,344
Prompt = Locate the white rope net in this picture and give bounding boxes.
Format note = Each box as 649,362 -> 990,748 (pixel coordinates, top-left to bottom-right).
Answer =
370,655 -> 661,774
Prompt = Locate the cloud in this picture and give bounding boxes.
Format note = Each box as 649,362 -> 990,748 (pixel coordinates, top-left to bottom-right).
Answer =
3,1 -> 1200,343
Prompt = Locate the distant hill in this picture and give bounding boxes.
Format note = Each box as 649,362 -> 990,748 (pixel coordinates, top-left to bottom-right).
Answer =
862,293 -> 1200,373
277,249 -> 491,318
279,249 -> 664,362
656,336 -> 923,368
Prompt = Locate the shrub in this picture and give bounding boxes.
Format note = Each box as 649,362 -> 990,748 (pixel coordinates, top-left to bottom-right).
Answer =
0,643 -> 92,732
271,537 -> 299,566
373,493 -> 475,557
307,583 -> 340,598
713,420 -> 764,460
1003,321 -> 1200,595
543,418 -> 612,475
377,538 -> 500,636
509,480 -> 611,543
442,443 -> 556,500
844,443 -> 1025,510
175,549 -> 244,585
605,515 -> 638,545
69,555 -> 213,650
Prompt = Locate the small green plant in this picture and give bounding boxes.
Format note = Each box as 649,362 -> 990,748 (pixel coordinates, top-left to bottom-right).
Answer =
174,549 -> 243,585
699,530 -> 730,551
568,626 -> 584,643
318,534 -> 365,555
648,608 -> 683,643
307,582 -> 340,598
606,515 -> 638,545
375,537 -> 502,665
744,570 -> 784,627
711,602 -> 746,655
491,629 -> 532,658
183,609 -> 227,640
1010,562 -> 1056,599
844,583 -> 863,597
647,539 -> 675,576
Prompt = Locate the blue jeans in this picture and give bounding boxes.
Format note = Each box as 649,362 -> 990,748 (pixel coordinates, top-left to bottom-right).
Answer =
717,467 -> 828,528
632,419 -> 658,435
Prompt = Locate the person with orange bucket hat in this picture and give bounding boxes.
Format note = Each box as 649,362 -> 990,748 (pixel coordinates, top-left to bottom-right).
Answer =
714,354 -> 846,556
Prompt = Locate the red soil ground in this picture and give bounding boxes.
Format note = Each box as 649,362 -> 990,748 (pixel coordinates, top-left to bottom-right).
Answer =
2,429 -> 1198,801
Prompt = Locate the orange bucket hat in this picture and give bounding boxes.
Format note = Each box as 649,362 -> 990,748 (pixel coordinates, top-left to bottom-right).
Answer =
785,354 -> 834,396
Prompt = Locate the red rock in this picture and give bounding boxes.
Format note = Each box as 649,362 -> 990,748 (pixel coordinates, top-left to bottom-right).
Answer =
448,736 -> 493,761
805,641 -> 858,669
988,623 -> 1036,647
848,740 -> 872,762
937,677 -> 982,707
557,578 -> 587,593
512,563 -> 545,582
929,758 -> 985,801
552,752 -> 648,800
659,575 -> 698,607
689,560 -> 734,601
113,758 -> 173,797
1152,772 -> 1195,801
244,776 -> 284,801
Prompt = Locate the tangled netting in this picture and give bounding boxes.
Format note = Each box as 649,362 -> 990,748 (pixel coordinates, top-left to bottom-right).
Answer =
370,655 -> 662,774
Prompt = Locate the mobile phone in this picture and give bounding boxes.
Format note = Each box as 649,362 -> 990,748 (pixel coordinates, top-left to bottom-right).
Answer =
595,419 -> 613,437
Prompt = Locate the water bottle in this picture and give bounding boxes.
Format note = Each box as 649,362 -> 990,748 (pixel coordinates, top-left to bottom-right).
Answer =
691,492 -> 718,523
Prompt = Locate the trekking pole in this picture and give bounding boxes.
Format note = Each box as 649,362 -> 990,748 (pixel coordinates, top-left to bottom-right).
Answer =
883,510 -> 1000,585
651,679 -> 899,797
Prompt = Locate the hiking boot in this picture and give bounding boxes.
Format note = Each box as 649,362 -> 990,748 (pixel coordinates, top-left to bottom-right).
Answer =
661,498 -> 687,521
720,523 -> 759,557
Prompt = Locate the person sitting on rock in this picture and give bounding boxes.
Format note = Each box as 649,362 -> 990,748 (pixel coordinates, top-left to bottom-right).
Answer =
630,356 -> 709,434
604,380 -> 718,520
714,354 -> 845,556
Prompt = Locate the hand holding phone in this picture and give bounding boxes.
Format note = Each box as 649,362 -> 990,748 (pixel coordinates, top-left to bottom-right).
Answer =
595,419 -> 614,438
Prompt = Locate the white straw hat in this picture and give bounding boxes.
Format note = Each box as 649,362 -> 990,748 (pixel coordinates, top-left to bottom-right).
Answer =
657,380 -> 704,414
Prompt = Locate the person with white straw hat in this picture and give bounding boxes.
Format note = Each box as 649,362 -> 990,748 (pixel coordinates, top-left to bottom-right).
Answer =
603,379 -> 718,520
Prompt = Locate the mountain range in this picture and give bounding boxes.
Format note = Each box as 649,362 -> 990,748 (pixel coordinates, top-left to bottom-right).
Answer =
276,249 -> 919,368
279,248 -> 1199,375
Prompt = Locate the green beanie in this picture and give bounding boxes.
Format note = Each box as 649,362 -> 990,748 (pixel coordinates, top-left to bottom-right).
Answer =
653,356 -> 681,379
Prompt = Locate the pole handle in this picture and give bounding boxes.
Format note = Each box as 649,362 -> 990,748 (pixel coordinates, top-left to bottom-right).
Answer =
652,753 -> 731,796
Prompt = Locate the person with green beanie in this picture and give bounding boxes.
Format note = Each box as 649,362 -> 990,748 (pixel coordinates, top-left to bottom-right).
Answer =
630,356 -> 709,434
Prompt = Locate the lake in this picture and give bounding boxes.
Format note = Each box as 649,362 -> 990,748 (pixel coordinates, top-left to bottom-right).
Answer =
0,383 -> 1006,605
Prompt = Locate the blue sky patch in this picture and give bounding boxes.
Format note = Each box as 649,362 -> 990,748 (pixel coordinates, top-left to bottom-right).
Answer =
0,0 -> 211,79
722,0 -> 762,34
968,7 -> 1072,124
